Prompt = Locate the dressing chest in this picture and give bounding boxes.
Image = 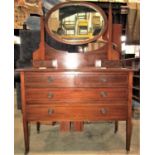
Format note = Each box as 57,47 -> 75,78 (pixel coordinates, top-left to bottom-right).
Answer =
17,1 -> 133,154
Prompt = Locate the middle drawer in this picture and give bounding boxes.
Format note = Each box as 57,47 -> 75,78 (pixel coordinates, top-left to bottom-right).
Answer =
26,88 -> 128,103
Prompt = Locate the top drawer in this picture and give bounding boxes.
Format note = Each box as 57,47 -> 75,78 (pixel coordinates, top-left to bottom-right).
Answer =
25,72 -> 75,88
25,72 -> 128,88
75,74 -> 128,87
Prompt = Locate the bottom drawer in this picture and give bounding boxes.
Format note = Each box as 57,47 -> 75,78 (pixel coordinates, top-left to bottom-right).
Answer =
26,105 -> 128,121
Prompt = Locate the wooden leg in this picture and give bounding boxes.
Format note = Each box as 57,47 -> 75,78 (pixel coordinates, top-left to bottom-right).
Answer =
23,120 -> 29,154
126,119 -> 132,151
37,122 -> 40,133
60,122 -> 71,132
114,121 -> 118,133
73,122 -> 84,132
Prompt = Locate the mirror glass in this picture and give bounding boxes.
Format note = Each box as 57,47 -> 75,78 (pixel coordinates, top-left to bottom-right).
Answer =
46,3 -> 107,45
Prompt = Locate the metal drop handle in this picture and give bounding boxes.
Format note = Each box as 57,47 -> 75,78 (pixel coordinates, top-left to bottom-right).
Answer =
47,76 -> 54,83
100,108 -> 107,114
48,109 -> 54,115
48,92 -> 54,99
100,91 -> 108,97
100,77 -> 107,82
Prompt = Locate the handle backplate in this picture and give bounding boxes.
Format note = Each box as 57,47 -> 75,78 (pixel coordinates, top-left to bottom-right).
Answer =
48,109 -> 54,115
100,108 -> 107,114
100,91 -> 108,97
100,77 -> 107,82
47,76 -> 54,83
48,92 -> 54,99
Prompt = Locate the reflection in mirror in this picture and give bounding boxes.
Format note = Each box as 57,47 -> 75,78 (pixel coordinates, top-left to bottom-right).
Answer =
76,40 -> 106,53
46,31 -> 106,53
47,4 -> 106,44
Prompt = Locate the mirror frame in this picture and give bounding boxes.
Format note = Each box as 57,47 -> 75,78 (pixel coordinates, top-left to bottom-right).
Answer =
45,1 -> 107,45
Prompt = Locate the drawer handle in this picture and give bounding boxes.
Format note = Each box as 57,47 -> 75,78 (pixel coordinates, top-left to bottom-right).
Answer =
48,109 -> 54,115
100,91 -> 108,97
100,78 -> 107,82
100,108 -> 107,114
47,76 -> 54,83
48,92 -> 54,99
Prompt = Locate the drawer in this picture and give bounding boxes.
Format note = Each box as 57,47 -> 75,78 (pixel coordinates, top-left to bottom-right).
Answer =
75,74 -> 128,87
26,88 -> 128,103
26,105 -> 128,121
25,72 -> 75,87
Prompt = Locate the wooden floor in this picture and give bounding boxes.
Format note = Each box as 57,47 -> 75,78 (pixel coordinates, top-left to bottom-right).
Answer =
14,91 -> 140,155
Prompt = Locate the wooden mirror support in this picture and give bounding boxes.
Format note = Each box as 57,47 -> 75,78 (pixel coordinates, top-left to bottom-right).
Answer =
33,2 -> 121,68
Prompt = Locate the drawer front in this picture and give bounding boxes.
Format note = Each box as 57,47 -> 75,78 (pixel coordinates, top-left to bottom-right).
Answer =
75,74 -> 128,87
25,72 -> 75,87
26,105 -> 128,121
25,72 -> 128,87
26,88 -> 128,103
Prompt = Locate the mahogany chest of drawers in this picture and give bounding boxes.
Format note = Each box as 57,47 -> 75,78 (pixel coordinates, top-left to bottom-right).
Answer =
19,68 -> 133,153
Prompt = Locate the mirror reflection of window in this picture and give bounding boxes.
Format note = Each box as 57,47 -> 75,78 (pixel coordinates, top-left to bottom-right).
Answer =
48,5 -> 104,43
48,10 -> 60,33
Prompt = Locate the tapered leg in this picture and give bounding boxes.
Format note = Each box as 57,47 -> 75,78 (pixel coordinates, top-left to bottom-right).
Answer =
126,119 -> 132,151
114,121 -> 118,133
73,122 -> 84,132
37,122 -> 40,133
23,120 -> 29,154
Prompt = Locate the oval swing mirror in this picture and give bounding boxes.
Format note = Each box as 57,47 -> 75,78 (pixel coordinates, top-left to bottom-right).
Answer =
45,2 -> 107,45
